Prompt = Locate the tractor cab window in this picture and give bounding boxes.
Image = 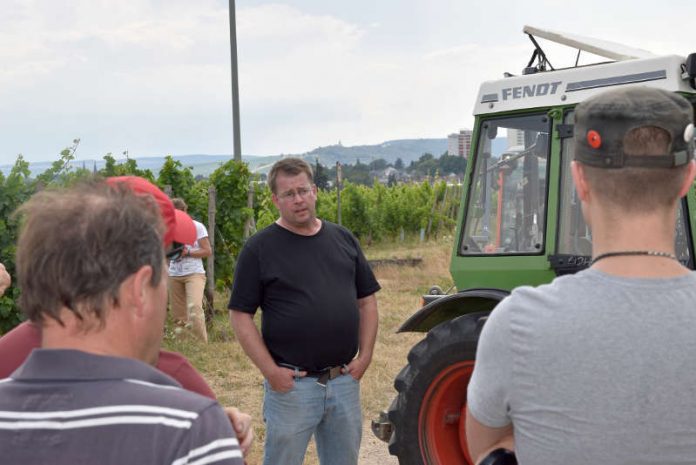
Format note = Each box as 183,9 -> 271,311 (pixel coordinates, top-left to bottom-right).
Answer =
460,114 -> 551,255
557,110 -> 692,266
557,111 -> 592,257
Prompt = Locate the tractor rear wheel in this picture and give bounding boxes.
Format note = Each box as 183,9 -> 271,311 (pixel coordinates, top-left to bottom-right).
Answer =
388,312 -> 488,465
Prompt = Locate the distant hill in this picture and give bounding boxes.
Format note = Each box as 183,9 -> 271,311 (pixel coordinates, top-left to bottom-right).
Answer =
299,138 -> 448,167
0,138 -> 448,177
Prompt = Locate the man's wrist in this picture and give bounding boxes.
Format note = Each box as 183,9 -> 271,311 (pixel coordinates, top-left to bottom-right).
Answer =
261,364 -> 281,380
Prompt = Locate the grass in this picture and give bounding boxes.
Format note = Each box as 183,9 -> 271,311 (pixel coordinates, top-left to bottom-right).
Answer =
162,235 -> 455,465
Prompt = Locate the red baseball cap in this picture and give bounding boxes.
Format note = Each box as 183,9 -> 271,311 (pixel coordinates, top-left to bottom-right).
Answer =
105,176 -> 196,246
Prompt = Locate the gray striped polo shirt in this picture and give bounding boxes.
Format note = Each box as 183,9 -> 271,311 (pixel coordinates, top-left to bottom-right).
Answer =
0,349 -> 243,465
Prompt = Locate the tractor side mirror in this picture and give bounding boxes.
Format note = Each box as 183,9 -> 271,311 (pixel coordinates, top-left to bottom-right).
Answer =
486,124 -> 498,140
533,133 -> 549,158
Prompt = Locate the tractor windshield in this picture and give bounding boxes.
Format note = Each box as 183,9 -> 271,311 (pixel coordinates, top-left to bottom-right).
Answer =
460,113 -> 551,255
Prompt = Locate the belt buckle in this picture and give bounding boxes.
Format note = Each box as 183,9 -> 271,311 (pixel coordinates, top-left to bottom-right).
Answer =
316,370 -> 330,387
316,366 -> 343,387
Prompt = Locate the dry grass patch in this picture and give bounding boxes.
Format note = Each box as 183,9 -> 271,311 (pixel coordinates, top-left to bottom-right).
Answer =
162,236 -> 455,465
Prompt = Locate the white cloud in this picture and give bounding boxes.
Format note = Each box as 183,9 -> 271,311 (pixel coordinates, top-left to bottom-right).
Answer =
1,0 -> 695,164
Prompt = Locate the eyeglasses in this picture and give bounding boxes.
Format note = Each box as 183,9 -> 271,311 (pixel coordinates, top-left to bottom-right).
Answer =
277,186 -> 314,201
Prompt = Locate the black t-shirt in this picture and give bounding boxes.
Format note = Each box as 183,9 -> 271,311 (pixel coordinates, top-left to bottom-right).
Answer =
228,221 -> 380,371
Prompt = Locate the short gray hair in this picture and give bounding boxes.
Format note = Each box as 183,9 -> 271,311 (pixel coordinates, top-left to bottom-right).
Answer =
16,179 -> 165,325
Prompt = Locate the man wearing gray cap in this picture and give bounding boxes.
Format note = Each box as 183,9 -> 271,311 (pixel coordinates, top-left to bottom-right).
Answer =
465,87 -> 696,464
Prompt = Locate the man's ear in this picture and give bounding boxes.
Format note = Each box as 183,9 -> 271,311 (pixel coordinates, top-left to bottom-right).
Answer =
126,266 -> 154,318
570,161 -> 591,203
678,160 -> 696,198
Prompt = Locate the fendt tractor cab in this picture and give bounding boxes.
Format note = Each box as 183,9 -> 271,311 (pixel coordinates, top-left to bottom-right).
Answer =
374,26 -> 696,465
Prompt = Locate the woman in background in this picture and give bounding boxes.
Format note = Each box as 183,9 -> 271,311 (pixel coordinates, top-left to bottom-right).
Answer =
169,198 -> 212,342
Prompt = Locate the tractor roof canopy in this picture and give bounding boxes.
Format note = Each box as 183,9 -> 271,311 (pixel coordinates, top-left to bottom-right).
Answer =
474,26 -> 695,115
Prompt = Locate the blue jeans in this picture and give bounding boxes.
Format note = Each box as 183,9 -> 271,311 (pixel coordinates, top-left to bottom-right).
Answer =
262,373 -> 362,465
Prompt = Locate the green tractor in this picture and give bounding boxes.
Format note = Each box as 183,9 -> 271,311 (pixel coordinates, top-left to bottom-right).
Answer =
373,26 -> 696,465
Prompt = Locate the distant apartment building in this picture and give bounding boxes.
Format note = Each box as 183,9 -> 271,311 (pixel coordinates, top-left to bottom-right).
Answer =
447,129 -> 473,158
507,128 -> 526,149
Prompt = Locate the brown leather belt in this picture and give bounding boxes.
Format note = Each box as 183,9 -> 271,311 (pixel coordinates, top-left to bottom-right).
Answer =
309,366 -> 344,387
281,363 -> 346,387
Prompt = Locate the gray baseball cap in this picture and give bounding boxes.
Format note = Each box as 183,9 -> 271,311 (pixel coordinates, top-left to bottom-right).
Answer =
574,87 -> 695,169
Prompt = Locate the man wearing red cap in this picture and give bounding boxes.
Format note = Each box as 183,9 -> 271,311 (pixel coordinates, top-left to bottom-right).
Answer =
0,177 -> 244,464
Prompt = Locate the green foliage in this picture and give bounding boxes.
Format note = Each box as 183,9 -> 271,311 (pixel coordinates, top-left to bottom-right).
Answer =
368,158 -> 389,171
438,154 -> 467,175
316,188 -> 338,223
99,153 -> 155,180
340,182 -> 373,240
0,156 -> 35,331
0,147 -> 461,331
209,160 -> 253,290
157,156 -> 195,197
408,153 -> 438,177
407,152 -> 467,178
156,156 -> 208,221
313,160 -> 329,190
314,179 -> 460,243
253,183 -> 277,231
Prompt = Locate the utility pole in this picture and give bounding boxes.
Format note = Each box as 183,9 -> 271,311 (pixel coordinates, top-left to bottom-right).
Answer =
336,162 -> 342,226
229,0 -> 242,161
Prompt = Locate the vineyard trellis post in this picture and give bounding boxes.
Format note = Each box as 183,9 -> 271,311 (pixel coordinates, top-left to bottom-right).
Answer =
243,181 -> 256,239
206,186 -> 216,314
436,184 -> 450,235
336,161 -> 342,226
425,183 -> 438,239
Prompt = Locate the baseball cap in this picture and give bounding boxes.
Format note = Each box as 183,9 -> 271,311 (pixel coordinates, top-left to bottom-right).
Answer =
105,176 -> 196,247
574,87 -> 695,169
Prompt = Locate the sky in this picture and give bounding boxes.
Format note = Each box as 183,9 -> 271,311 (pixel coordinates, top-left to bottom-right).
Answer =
1,0 -> 694,165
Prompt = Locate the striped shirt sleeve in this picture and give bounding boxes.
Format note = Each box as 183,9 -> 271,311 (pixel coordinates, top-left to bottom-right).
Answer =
172,403 -> 243,465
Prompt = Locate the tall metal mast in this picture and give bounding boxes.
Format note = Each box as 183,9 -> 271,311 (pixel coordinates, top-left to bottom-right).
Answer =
229,0 -> 242,161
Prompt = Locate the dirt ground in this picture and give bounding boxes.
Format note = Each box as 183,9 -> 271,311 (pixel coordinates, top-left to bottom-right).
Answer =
359,421 -> 398,465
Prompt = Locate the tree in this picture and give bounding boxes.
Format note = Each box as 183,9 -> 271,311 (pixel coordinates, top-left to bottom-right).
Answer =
314,159 -> 329,190
157,156 -> 195,197
0,156 -> 35,331
99,153 -> 154,180
439,154 -> 467,175
408,153 -> 438,177
394,158 -> 404,170
341,162 -> 372,186
368,158 -> 388,171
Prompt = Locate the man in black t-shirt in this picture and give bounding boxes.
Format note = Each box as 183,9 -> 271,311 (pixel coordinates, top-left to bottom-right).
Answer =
229,158 -> 380,465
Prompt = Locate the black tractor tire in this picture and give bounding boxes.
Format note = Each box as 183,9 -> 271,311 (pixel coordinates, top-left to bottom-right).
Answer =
388,311 -> 489,465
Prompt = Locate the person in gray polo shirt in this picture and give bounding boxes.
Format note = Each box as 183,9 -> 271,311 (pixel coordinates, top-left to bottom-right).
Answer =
466,87 -> 696,464
0,177 -> 244,465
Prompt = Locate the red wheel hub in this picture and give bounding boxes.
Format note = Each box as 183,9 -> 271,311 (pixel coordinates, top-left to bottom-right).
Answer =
418,361 -> 475,465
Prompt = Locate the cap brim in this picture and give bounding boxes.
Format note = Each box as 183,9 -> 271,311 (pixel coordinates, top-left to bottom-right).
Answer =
106,176 -> 192,247
173,209 -> 197,245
